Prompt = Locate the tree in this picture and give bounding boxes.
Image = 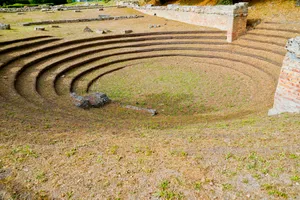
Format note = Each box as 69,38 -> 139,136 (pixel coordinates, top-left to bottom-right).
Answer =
297,0 -> 300,7
0,0 -> 15,6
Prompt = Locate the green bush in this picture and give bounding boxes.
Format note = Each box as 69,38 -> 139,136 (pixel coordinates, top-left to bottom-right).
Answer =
217,0 -> 232,5
15,0 -> 30,4
7,3 -> 38,7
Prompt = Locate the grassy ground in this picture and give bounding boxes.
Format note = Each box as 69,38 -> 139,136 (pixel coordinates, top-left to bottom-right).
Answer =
0,0 -> 300,199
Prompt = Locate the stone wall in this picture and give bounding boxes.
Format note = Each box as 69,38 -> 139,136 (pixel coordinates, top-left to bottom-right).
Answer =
132,3 -> 248,42
22,15 -> 143,26
0,5 -> 104,13
268,37 -> 300,115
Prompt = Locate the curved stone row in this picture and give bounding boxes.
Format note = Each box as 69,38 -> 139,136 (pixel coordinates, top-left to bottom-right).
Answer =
1,25 -> 299,120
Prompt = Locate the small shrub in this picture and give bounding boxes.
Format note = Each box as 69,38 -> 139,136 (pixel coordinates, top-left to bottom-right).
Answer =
217,0 -> 232,5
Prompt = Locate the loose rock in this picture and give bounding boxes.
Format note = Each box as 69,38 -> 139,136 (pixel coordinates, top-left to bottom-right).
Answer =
149,24 -> 161,28
96,29 -> 110,34
50,25 -> 60,28
34,27 -> 45,31
122,29 -> 132,34
123,105 -> 157,116
83,26 -> 93,32
70,92 -> 111,109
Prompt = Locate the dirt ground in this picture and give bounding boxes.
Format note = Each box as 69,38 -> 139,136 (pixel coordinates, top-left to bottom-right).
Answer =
0,1 -> 300,199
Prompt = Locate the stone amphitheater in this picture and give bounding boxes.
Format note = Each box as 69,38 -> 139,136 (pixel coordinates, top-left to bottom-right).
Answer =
0,1 -> 299,199
0,7 -> 299,123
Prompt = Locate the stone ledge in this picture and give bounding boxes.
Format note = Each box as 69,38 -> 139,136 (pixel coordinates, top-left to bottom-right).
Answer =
22,15 -> 144,26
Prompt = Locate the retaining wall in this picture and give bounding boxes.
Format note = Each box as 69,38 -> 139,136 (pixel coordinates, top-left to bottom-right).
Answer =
0,5 -> 104,13
132,3 -> 248,42
22,15 -> 143,26
269,37 -> 300,115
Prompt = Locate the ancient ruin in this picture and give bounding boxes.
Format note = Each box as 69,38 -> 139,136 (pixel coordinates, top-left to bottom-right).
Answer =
269,37 -> 300,115
130,2 -> 248,42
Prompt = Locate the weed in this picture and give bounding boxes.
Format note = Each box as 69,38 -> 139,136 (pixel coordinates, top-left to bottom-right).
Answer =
187,136 -> 194,143
160,180 -> 170,190
268,190 -> 288,198
96,155 -> 103,163
289,154 -> 298,159
222,183 -> 233,190
242,178 -> 249,184
155,180 -> 184,200
170,150 -> 188,158
66,191 -> 74,199
107,145 -> 119,155
194,182 -> 202,190
225,152 -> 234,160
11,145 -> 38,162
290,175 -> 299,181
65,148 -> 77,157
36,171 -> 48,183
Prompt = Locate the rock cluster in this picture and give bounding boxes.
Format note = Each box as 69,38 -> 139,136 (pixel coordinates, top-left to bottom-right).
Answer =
96,29 -> 110,34
149,24 -> 161,28
70,92 -> 111,109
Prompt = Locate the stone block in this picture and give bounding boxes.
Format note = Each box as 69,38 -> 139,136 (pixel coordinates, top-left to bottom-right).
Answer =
34,27 -> 45,31
122,29 -> 132,34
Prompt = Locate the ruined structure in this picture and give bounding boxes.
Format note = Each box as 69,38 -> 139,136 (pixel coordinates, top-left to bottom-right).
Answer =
268,37 -> 300,116
132,3 -> 248,42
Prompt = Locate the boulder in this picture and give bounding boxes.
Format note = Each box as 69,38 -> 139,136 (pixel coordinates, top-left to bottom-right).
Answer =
0,23 -> 10,30
70,92 -> 111,109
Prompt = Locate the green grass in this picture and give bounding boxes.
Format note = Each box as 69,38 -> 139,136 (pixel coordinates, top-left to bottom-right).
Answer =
154,180 -> 184,200
64,0 -> 115,6
92,62 -> 247,116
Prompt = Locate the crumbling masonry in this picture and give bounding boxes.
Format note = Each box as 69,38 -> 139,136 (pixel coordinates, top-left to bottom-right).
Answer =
125,3 -> 248,42
269,37 -> 300,115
